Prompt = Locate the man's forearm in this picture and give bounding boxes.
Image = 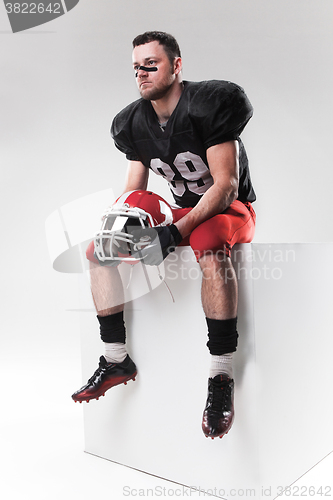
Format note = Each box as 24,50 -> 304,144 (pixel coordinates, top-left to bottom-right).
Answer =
174,181 -> 238,238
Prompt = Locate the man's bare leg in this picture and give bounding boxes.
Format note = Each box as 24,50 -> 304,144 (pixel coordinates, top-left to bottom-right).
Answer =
199,253 -> 238,373
199,253 -> 237,439
89,261 -> 125,316
200,254 -> 237,320
71,261 -> 137,402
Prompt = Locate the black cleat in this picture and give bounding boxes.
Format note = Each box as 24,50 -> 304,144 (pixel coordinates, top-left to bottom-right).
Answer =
72,355 -> 137,403
202,373 -> 234,439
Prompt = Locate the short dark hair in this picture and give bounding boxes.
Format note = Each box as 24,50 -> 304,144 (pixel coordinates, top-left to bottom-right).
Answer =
132,31 -> 181,66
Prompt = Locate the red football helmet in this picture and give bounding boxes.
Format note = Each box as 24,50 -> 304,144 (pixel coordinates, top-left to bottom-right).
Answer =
94,190 -> 173,264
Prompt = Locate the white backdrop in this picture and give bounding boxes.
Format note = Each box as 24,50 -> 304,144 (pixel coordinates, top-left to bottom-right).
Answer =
1,0 -> 332,497
2,0 -> 333,335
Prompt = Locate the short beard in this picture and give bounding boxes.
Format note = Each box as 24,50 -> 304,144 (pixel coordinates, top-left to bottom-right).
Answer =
139,81 -> 173,101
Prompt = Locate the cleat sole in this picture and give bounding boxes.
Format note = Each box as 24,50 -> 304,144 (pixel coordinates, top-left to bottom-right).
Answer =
72,372 -> 137,403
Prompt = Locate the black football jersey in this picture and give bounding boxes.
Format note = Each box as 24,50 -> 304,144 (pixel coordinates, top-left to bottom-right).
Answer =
111,80 -> 256,208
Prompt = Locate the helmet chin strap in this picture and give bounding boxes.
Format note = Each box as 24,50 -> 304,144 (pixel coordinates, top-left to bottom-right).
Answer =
135,66 -> 158,77
157,265 -> 175,303
125,263 -> 175,303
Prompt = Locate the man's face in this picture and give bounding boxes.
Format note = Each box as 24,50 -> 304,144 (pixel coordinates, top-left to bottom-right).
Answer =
132,41 -> 179,101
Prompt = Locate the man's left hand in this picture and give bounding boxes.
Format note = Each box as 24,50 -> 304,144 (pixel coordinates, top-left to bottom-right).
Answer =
131,224 -> 183,265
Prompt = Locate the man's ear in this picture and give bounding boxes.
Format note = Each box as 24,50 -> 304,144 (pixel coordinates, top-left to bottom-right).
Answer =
173,57 -> 182,75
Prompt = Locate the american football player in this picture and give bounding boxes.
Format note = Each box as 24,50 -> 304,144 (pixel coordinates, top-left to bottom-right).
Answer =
72,31 -> 256,440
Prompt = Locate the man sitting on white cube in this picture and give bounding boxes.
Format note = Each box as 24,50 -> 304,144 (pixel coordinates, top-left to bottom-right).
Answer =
72,31 -> 256,440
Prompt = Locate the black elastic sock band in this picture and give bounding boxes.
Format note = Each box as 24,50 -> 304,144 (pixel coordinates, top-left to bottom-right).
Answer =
206,317 -> 238,355
97,311 -> 126,343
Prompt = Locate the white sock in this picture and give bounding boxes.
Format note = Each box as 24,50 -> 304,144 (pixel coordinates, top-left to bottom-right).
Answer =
209,353 -> 233,379
104,342 -> 127,363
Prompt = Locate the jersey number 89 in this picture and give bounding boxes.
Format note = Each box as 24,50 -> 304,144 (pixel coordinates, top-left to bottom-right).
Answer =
150,152 -> 213,198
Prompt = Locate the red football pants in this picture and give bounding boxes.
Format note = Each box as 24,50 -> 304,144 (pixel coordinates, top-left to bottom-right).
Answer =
172,200 -> 256,260
86,200 -> 256,264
